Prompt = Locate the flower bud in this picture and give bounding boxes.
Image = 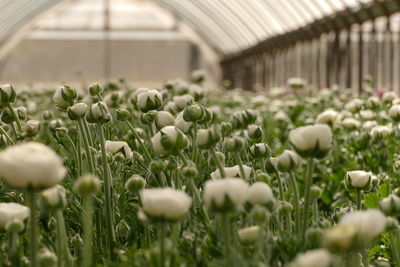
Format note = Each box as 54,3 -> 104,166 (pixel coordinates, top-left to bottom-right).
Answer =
191,69 -> 205,84
275,150 -> 300,173
125,175 -> 146,193
137,90 -> 163,112
310,185 -> 323,201
380,194 -> 400,216
42,111 -> 53,121
149,159 -> 166,174
278,201 -> 293,215
247,124 -> 263,141
386,217 -> 400,231
139,110 -> 158,125
198,107 -> 213,125
225,136 -> 245,152
130,87 -> 149,106
16,106 -> 27,121
5,218 -> 24,233
196,127 -> 221,149
49,119 -> 63,131
389,104 -> 400,121
288,77 -> 306,90
207,151 -> 225,168
74,174 -> 101,195
88,84 -> 103,96
0,84 -> 16,106
25,119 -> 41,137
155,111 -> 175,130
55,127 -> 68,139
238,226 -> 260,245
246,182 -> 275,211
67,103 -> 88,120
86,102 -> 111,124
115,108 -> 131,121
345,171 -> 371,191
249,143 -> 270,159
116,219 -> 131,239
164,101 -> 178,115
38,248 -> 57,267
306,227 -> 324,247
220,122 -> 233,137
255,171 -> 270,183
40,185 -> 67,211
324,224 -> 358,254
183,103 -> 204,122
53,85 -> 77,110
173,94 -> 194,111
250,205 -> 270,223
151,126 -> 189,156
181,163 -> 198,178
1,109 -> 13,124
189,84 -> 204,100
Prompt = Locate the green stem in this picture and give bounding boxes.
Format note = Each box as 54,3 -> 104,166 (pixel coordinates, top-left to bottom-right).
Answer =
356,189 -> 362,210
81,119 -> 93,147
289,172 -> 300,236
78,119 -> 95,174
8,231 -> 19,266
97,123 -> 116,260
28,191 -> 37,267
312,201 -> 318,225
192,122 -> 198,164
126,120 -> 152,162
221,215 -> 231,266
7,103 -> 22,132
301,158 -> 314,241
82,196 -> 94,267
390,230 -> 400,266
234,152 -> 246,180
159,221 -> 166,267
0,126 -> 14,145
274,170 -> 284,201
210,148 -> 226,178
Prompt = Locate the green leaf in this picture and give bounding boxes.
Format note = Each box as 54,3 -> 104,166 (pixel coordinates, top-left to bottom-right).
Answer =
379,183 -> 389,198
364,192 -> 380,209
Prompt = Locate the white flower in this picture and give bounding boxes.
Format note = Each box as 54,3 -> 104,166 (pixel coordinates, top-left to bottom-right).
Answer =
289,124 -> 332,158
287,77 -> 307,89
238,226 -> 260,245
203,178 -> 249,212
175,112 -> 192,133
289,249 -> 332,267
362,120 -> 378,130
380,194 -> 400,215
389,104 -> 400,120
274,150 -> 300,172
151,126 -> 189,156
383,91 -> 397,102
136,90 -> 163,112
0,202 -> 30,229
105,140 -> 133,159
210,165 -> 252,179
140,187 -> 192,222
370,125 -> 392,138
246,182 -> 274,206
315,109 -> 339,125
339,209 -> 386,245
359,109 -> 376,120
155,111 -> 175,129
345,99 -> 363,113
366,96 -> 380,109
173,94 -> 194,110
341,118 -> 361,129
0,142 -> 67,190
40,185 -> 67,210
130,87 -> 150,105
345,170 -> 371,189
69,102 -> 87,116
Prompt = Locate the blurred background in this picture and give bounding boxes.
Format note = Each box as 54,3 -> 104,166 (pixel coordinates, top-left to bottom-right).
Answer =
0,0 -> 400,92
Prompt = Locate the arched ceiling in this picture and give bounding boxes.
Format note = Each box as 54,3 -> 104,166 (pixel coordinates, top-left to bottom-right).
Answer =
0,0 -> 373,57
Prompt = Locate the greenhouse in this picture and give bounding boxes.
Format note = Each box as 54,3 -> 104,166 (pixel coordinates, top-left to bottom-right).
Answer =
1,0 -> 400,266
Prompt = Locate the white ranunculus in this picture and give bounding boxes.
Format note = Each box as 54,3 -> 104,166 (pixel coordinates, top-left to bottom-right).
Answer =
370,125 -> 392,138
315,109 -> 339,125
40,185 -> 67,210
345,99 -> 363,113
339,209 -> 386,245
345,170 -> 371,189
210,165 -> 252,180
68,102 -> 88,118
362,120 -> 378,130
155,111 -> 175,129
175,112 -> 192,133
275,150 -> 300,172
0,202 -> 30,229
246,182 -> 274,206
341,117 -> 361,129
173,94 -> 194,110
151,126 -> 189,156
289,249 -> 332,267
287,77 -> 307,90
359,109 -> 376,120
0,142 -> 67,190
380,194 -> 400,215
105,140 -> 133,159
289,124 -> 332,159
136,90 -> 162,112
140,187 -> 192,222
382,91 -> 397,102
389,104 -> 400,120
203,178 -> 249,212
366,96 -> 380,109
238,226 -> 260,245
131,87 -> 150,105
274,111 -> 290,122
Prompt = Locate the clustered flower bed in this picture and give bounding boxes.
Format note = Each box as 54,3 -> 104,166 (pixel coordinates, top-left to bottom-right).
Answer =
0,75 -> 398,266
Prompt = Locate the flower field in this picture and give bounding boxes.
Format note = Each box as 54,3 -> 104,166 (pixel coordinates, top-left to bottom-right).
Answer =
0,76 -> 399,267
